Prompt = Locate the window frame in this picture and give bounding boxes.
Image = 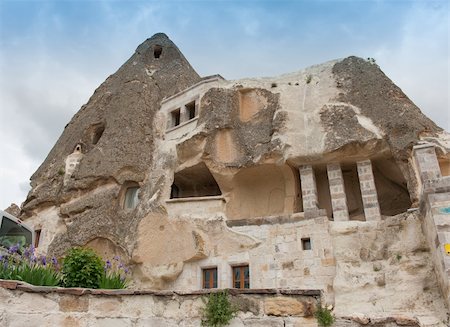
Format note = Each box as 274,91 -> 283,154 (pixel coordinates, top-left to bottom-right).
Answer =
34,229 -> 42,248
123,186 -> 140,210
185,100 -> 197,120
232,265 -> 250,289
301,237 -> 312,251
202,267 -> 218,289
170,109 -> 181,127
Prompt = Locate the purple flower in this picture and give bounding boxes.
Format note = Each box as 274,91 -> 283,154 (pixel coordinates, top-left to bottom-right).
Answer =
51,257 -> 58,266
39,255 -> 47,266
124,267 -> 130,274
104,260 -> 112,271
113,255 -> 120,261
8,244 -> 19,254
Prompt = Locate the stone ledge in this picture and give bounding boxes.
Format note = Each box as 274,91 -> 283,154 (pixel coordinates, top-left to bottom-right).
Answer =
226,212 -> 308,227
0,280 -> 321,298
338,314 -> 420,326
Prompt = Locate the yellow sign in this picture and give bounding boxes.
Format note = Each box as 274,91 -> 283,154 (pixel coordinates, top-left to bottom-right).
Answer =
445,244 -> 450,255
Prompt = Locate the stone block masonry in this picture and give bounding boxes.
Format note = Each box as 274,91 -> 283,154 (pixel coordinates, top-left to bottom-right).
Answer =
414,143 -> 450,310
414,144 -> 442,182
299,165 -> 319,213
357,159 -> 381,221
0,281 -> 321,327
299,165 -> 318,211
327,163 -> 349,221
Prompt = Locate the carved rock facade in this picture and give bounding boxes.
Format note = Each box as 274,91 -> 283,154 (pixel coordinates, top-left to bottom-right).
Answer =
18,33 -> 450,324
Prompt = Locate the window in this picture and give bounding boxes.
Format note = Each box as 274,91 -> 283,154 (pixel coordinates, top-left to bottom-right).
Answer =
202,267 -> 218,289
171,109 -> 181,127
301,238 -> 312,250
232,265 -> 249,289
91,124 -> 105,145
186,101 -> 196,120
124,187 -> 140,210
34,229 -> 41,248
154,45 -> 162,59
0,216 -> 33,250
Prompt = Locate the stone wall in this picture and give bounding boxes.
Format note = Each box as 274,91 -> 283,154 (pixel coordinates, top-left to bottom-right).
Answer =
331,212 -> 448,326
0,281 -> 320,327
0,280 -> 438,327
414,144 -> 450,309
167,215 -> 335,304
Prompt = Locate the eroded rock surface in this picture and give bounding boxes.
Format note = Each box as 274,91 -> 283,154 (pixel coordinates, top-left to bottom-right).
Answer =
16,33 -> 450,325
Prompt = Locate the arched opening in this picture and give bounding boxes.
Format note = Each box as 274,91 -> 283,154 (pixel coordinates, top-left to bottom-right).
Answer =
154,45 -> 162,59
170,162 -> 221,198
85,237 -> 128,262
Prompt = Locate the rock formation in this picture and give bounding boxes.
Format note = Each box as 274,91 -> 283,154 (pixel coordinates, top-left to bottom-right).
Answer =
18,33 -> 450,325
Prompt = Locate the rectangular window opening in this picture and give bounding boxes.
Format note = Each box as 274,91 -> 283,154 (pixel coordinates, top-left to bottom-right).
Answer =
171,109 -> 181,127
34,229 -> 41,248
186,101 -> 196,120
232,265 -> 249,289
202,267 -> 218,289
301,238 -> 312,251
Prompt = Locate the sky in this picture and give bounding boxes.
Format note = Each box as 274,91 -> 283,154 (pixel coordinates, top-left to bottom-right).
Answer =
0,0 -> 448,210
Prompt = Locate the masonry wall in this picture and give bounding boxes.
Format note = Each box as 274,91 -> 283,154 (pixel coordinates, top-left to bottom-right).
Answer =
168,216 -> 336,304
0,281 -> 320,327
331,212 -> 448,325
422,183 -> 450,309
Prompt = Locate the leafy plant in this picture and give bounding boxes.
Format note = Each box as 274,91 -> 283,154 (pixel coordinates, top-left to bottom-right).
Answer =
201,291 -> 237,327
61,247 -> 103,288
315,303 -> 334,327
306,74 -> 312,84
99,256 -> 130,289
0,245 -> 61,286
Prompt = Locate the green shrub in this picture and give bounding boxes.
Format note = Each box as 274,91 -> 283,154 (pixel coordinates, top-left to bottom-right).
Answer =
315,303 -> 334,327
201,290 -> 237,327
62,247 -> 103,288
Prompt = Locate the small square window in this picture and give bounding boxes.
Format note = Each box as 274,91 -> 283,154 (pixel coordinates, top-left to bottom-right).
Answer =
186,101 -> 196,120
202,267 -> 218,289
232,265 -> 249,289
301,238 -> 312,250
171,109 -> 181,127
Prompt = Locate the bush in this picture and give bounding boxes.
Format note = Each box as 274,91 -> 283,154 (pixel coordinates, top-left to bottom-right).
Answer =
201,290 -> 237,327
315,303 -> 334,327
62,247 -> 103,288
0,245 -> 61,286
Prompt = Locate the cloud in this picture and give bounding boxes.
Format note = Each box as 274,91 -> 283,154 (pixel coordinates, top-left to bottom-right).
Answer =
0,0 -> 448,210
372,1 -> 449,130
